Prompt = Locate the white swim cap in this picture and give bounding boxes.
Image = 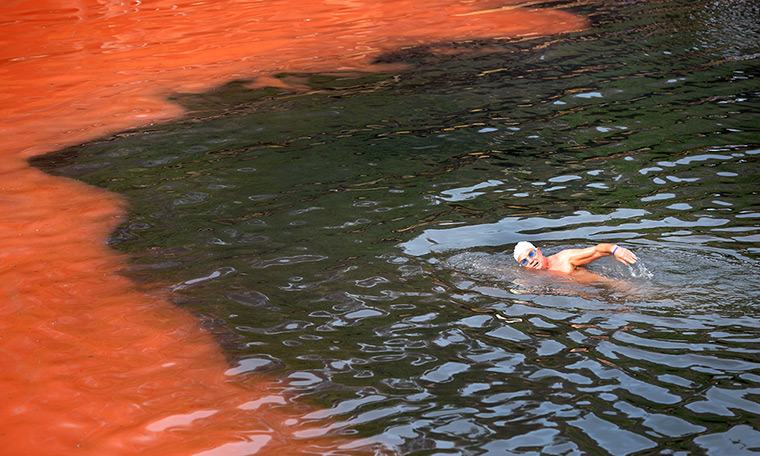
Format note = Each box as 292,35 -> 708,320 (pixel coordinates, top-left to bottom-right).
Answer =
513,241 -> 536,262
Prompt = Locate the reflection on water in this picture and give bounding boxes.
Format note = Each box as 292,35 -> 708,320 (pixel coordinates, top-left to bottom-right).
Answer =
27,0 -> 760,454
0,0 -> 584,158
1,0 -> 584,454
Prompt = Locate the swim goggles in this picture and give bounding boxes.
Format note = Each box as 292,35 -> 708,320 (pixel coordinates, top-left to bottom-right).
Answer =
520,249 -> 536,266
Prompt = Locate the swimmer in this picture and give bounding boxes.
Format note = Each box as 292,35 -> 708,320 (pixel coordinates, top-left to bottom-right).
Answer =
513,241 -> 637,274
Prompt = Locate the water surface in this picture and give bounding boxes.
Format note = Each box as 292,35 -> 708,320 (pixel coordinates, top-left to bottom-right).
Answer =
1,0 -> 583,454
30,0 -> 760,454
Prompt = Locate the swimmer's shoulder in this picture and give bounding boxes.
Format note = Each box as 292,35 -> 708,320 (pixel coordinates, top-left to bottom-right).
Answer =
546,250 -> 577,273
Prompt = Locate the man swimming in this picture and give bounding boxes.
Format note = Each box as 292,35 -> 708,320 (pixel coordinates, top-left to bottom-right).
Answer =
513,241 -> 637,274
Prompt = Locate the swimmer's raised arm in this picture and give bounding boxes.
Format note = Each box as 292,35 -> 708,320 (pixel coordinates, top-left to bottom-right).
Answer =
566,243 -> 637,268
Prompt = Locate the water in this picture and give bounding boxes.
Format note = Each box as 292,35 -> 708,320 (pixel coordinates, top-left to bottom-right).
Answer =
1,1 -> 583,453
32,0 -> 760,454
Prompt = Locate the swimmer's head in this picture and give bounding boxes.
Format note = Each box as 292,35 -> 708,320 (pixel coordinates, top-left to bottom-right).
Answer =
513,241 -> 536,263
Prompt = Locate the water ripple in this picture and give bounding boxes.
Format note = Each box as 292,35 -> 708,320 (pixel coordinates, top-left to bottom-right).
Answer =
31,0 -> 760,453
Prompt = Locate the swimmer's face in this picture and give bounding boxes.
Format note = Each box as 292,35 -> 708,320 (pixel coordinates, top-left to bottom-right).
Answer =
518,248 -> 546,269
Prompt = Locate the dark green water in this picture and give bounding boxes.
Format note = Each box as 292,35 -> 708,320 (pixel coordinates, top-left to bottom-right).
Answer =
33,0 -> 760,454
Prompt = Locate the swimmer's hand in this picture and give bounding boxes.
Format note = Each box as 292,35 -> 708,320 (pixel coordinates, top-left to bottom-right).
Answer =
612,245 -> 637,265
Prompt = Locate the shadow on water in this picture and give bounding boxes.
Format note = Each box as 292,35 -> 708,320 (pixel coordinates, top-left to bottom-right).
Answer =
32,0 -> 760,454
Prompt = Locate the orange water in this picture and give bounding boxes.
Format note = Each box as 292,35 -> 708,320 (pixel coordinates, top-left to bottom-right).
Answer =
0,1 -> 586,454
